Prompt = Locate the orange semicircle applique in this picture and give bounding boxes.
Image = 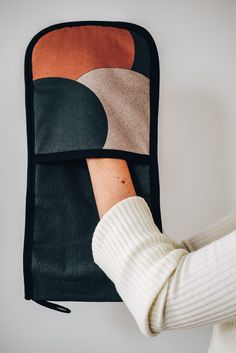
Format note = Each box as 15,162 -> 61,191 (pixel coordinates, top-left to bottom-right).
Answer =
32,25 -> 135,80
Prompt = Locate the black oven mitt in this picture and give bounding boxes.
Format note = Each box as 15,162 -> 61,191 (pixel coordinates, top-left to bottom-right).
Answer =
23,20 -> 162,313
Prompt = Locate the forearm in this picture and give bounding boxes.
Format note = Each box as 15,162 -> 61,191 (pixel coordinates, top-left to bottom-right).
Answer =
86,158 -> 136,218
86,157 -> 186,336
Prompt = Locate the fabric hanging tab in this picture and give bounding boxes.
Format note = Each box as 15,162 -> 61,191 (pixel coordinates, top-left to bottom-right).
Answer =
34,300 -> 71,313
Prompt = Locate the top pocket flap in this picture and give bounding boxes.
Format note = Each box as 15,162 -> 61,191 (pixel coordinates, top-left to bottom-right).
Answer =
25,22 -> 160,158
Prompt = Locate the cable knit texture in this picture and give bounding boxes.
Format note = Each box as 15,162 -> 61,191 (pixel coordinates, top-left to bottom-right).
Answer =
92,196 -> 236,352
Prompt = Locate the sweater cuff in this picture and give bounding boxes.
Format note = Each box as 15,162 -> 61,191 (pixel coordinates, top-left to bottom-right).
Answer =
91,196 -> 188,337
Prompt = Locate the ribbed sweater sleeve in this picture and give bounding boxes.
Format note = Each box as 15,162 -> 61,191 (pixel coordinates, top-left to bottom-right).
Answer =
174,210 -> 236,353
92,195 -> 236,340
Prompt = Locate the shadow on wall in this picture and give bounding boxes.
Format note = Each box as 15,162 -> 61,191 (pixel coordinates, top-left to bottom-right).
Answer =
158,89 -> 230,240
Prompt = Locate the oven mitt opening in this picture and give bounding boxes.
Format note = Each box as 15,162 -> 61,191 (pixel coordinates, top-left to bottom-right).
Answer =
23,21 -> 162,313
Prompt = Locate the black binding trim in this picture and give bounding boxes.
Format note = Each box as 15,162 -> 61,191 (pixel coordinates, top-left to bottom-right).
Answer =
35,149 -> 151,163
23,20 -> 162,308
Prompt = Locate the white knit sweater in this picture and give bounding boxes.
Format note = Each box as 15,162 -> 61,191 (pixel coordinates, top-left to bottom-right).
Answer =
92,195 -> 236,353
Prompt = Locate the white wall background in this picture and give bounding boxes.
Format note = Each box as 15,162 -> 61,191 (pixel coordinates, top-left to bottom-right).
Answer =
1,1 -> 236,352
